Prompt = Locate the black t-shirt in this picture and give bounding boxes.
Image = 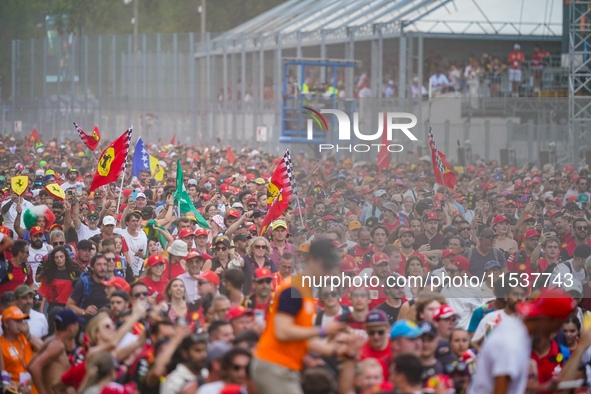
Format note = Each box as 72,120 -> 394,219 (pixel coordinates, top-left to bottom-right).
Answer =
69,275 -> 109,311
374,301 -> 402,326
435,338 -> 457,366
421,359 -> 444,381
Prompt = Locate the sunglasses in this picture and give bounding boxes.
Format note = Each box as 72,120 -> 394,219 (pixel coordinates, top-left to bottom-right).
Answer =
254,244 -> 267,250
459,227 -> 471,231
215,246 -> 228,252
576,226 -> 589,231
88,217 -> 98,220
321,291 -> 339,298
367,330 -> 386,336
105,257 -> 116,262
482,235 -> 496,240
232,363 -> 250,371
52,241 -> 65,246
133,291 -> 149,298
256,278 -> 272,284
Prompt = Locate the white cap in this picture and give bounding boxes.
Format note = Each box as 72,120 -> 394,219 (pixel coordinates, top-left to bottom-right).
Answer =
188,179 -> 198,186
514,43 -> 521,49
136,192 -> 146,199
103,216 -> 116,226
231,202 -> 244,209
35,169 -> 44,176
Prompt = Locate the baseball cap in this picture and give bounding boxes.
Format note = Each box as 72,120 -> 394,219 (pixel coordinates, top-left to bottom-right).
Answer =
504,200 -> 516,206
14,285 -> 35,298
425,212 -> 438,221
548,209 -> 563,219
226,305 -> 252,321
484,260 -> 502,271
54,309 -> 84,327
345,220 -> 361,231
101,276 -> 131,293
442,249 -> 456,259
574,244 -> 591,259
226,210 -> 241,218
390,320 -> 423,339
214,236 -> 231,247
434,305 -> 457,321
136,192 -> 146,199
272,220 -> 287,230
254,267 -> 273,280
197,270 -> 220,286
382,202 -> 398,214
314,221 -> 327,231
103,216 -> 116,226
146,254 -> 166,267
450,255 -> 470,273
30,226 -> 44,236
77,240 -> 94,250
231,202 -> 245,209
186,251 -> 206,261
365,216 -> 379,227
516,288 -> 576,320
2,306 -> 28,321
371,252 -> 389,265
524,229 -> 540,239
87,210 -> 99,219
493,214 -> 509,224
233,233 -> 250,242
419,321 -> 438,337
365,310 -> 389,325
178,228 -> 195,238
194,228 -> 209,237
375,190 -> 388,198
340,254 -> 357,272
254,178 -> 265,185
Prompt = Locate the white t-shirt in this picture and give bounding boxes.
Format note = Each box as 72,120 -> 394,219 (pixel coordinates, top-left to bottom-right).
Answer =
28,243 -> 53,287
472,309 -> 509,343
115,228 -> 147,276
76,223 -> 101,241
60,181 -> 85,192
1,199 -> 33,239
554,260 -> 587,284
468,315 -> 531,394
440,284 -> 483,329
28,309 -> 48,339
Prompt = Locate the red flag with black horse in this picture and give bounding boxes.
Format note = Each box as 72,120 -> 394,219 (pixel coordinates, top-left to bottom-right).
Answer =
259,149 -> 294,235
89,127 -> 133,192
73,122 -> 101,151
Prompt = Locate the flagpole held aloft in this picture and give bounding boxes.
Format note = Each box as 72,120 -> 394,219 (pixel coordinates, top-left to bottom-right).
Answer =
115,126 -> 134,213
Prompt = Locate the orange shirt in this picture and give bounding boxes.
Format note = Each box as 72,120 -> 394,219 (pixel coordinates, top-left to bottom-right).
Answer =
1,334 -> 35,390
255,275 -> 316,371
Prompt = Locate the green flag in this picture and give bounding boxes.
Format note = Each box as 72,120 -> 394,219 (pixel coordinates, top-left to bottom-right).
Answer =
174,159 -> 210,229
144,219 -> 169,256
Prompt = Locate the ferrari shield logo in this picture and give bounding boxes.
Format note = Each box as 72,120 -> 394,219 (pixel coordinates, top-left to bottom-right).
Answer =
46,184 -> 66,201
92,126 -> 100,141
266,182 -> 283,205
11,176 -> 29,196
98,147 -> 115,176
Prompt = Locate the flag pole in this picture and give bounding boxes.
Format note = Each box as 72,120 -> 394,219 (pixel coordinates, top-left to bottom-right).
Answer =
115,126 -> 133,214
295,197 -> 306,228
116,171 -> 126,214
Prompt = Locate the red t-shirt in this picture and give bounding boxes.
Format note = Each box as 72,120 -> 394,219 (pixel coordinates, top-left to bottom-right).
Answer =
39,270 -> 75,304
337,313 -> 367,341
508,51 -> 525,69
141,276 -> 169,303
165,261 -> 186,280
530,340 -> 565,394
0,260 -> 33,293
360,340 -> 392,381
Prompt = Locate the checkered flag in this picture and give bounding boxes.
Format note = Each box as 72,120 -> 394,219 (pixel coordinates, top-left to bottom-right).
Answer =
428,128 -> 445,175
284,149 -> 297,199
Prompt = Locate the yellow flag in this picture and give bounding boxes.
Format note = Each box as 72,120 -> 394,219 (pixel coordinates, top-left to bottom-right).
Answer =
45,183 -> 66,201
11,176 -> 29,196
149,155 -> 164,181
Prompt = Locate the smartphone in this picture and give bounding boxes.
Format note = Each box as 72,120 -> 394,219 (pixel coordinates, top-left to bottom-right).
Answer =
131,189 -> 138,201
76,183 -> 83,195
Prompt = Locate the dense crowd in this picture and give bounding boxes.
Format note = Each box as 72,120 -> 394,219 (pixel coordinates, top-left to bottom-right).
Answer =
0,134 -> 591,394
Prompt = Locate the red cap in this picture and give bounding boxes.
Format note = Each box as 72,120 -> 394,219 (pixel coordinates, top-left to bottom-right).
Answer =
516,288 -> 576,319
254,267 -> 273,280
548,209 -> 563,219
178,229 -> 195,238
514,182 -> 524,189
398,227 -> 414,236
451,255 -> 470,273
532,176 -> 542,183
122,189 -> 132,198
371,252 -> 389,265
425,212 -> 438,221
525,229 -> 540,239
101,276 -> 131,293
197,270 -> 220,286
146,255 -> 167,267
493,214 -> 510,224
452,210 -> 461,216
0,226 -> 10,237
202,194 -> 210,201
523,214 -> 535,222
30,226 -> 44,236
340,254 -> 357,272
442,248 -> 456,259
362,188 -> 372,194
232,188 -> 241,194
246,174 -> 255,180
434,304 -> 457,320
322,215 -> 336,221
220,384 -> 244,394
194,228 -> 209,237
226,210 -> 241,218
504,200 -> 517,206
483,183 -> 494,191
568,196 -> 579,202
226,305 -> 252,321
186,251 -> 205,261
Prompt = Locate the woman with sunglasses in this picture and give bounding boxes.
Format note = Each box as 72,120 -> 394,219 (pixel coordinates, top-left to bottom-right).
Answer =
241,237 -> 277,295
38,246 -> 82,316
202,236 -> 239,276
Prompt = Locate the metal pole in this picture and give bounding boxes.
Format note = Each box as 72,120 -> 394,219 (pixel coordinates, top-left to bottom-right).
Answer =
241,38 -> 246,143
398,30 -> 406,98
223,39 -> 228,141
98,36 -> 103,130
30,39 -> 34,102
112,36 -> 117,137
84,36 -> 88,127
133,0 -> 139,53
11,41 -> 15,132
200,0 -> 206,43
174,33 -> 178,139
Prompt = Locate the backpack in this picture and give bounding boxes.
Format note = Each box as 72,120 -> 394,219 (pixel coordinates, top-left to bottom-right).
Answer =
76,271 -> 93,308
564,260 -> 589,282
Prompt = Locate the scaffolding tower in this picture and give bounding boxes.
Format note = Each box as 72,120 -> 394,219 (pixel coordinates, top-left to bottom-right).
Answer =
569,0 -> 591,164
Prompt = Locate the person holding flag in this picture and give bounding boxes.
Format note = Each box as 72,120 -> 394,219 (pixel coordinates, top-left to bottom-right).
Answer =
174,158 -> 209,229
260,149 -> 294,236
428,127 -> 457,191
131,137 -> 165,186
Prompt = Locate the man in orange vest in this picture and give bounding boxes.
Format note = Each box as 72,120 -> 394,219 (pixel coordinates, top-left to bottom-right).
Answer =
252,239 -> 350,394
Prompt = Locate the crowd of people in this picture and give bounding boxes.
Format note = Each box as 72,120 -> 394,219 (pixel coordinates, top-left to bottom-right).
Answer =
0,134 -> 590,394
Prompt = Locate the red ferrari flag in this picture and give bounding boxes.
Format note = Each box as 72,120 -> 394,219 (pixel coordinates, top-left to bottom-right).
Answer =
428,128 -> 457,189
89,127 -> 133,192
170,134 -> 176,145
29,128 -> 40,143
73,122 -> 101,151
376,113 -> 390,172
227,146 -> 235,164
259,149 -> 293,235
